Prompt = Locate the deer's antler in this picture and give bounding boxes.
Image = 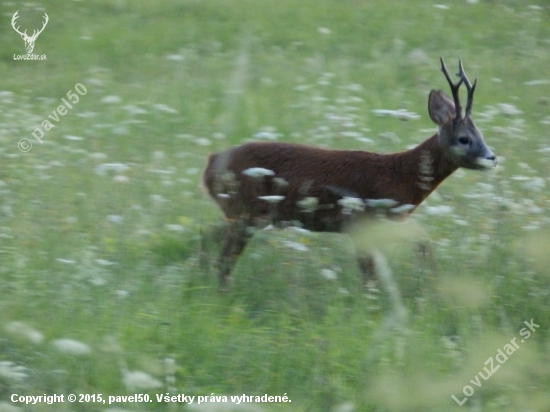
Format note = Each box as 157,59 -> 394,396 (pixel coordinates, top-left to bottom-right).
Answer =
457,60 -> 477,117
440,57 -> 463,120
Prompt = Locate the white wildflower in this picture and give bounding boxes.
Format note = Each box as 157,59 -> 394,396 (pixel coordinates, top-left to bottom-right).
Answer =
52,339 -> 91,355
5,322 -> 43,344
281,240 -> 309,252
89,275 -> 107,286
321,269 -> 337,280
107,215 -> 123,223
151,194 -> 167,203
166,54 -> 184,61
365,198 -> 398,208
524,79 -> 550,86
318,27 -> 331,35
241,167 -> 275,179
297,197 -> 319,212
408,49 -> 429,64
433,4 -> 450,9
497,103 -> 522,116
56,258 -> 76,264
123,104 -> 148,115
253,127 -> 280,140
510,175 -> 531,181
339,197 -> 365,213
152,103 -> 178,114
101,95 -> 122,104
424,205 -> 453,216
356,137 -> 374,144
195,137 -> 211,146
95,259 -> 117,266
64,135 -> 84,141
333,402 -> 355,412
0,401 -> 22,412
273,177 -> 288,187
165,224 -> 186,231
390,204 -> 416,214
113,175 -> 129,183
522,177 -> 545,191
372,109 -> 420,121
123,370 -> 162,391
147,169 -> 174,175
258,195 -> 285,204
112,126 -> 129,135
346,83 -> 363,92
94,163 -> 130,176
89,152 -> 108,160
0,362 -> 27,383
288,226 -> 311,234
151,149 -> 171,161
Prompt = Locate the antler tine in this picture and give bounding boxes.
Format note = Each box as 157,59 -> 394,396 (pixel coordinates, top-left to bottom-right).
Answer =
457,60 -> 477,117
440,57 -> 463,120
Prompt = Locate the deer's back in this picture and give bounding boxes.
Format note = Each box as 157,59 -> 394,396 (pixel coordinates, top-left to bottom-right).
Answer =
203,142 -> 415,231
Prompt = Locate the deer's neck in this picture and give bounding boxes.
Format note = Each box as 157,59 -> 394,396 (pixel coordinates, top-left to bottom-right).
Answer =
394,133 -> 459,206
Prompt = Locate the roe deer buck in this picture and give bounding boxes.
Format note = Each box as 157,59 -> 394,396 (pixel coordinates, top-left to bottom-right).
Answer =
203,58 -> 497,291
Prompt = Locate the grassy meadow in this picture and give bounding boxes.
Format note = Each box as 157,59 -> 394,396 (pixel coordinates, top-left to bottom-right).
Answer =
0,0 -> 549,410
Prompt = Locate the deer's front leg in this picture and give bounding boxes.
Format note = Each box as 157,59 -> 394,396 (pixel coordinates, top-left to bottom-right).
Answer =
356,253 -> 377,288
217,219 -> 252,292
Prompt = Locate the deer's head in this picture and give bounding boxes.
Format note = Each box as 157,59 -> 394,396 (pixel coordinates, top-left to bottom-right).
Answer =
12,11 -> 49,54
428,58 -> 497,170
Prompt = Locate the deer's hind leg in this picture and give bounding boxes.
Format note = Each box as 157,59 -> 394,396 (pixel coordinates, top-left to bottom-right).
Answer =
217,218 -> 253,292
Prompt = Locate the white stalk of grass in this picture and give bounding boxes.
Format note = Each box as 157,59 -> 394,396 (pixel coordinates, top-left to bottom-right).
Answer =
165,357 -> 176,392
371,249 -> 407,328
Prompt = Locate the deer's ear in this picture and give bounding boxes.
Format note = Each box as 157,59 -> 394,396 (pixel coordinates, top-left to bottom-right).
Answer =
428,90 -> 456,126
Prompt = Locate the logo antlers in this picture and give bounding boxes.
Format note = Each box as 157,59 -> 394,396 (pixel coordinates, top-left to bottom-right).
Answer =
11,10 -> 49,54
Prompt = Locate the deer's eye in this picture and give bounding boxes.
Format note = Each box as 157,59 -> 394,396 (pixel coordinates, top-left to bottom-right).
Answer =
458,136 -> 470,145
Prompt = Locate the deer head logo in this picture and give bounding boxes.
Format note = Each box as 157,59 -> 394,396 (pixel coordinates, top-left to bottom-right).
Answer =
11,11 -> 49,54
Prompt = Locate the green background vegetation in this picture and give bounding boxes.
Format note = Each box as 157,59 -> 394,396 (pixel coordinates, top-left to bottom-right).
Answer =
0,0 -> 549,410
